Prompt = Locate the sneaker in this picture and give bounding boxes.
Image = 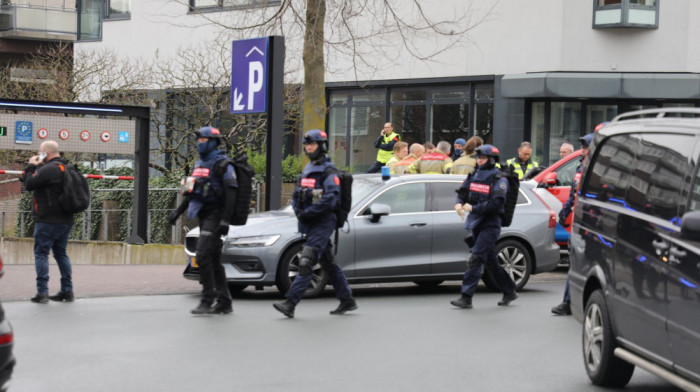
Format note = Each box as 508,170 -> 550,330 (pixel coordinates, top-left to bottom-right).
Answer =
273,300 -> 296,318
551,302 -> 572,316
49,291 -> 75,302
498,292 -> 518,306
207,302 -> 233,315
191,301 -> 212,315
450,295 -> 473,309
30,293 -> 49,304
330,298 -> 358,315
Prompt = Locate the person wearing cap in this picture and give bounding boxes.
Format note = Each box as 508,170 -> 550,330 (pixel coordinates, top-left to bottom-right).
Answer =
452,136 -> 483,176
273,129 -> 357,318
367,122 -> 400,173
551,132 -> 595,316
168,126 -> 238,315
506,141 -> 539,179
451,138 -> 466,160
451,144 -> 518,310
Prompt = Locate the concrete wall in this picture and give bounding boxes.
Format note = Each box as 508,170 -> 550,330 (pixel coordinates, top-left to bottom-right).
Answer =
0,237 -> 186,265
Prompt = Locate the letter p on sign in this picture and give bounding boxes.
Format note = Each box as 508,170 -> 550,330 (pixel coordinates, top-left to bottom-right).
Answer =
248,61 -> 263,110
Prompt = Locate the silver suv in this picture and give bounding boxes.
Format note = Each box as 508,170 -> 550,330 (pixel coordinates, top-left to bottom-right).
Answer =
569,108 -> 700,389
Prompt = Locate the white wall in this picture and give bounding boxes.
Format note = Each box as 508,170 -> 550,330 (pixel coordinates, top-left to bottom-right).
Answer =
75,0 -> 700,87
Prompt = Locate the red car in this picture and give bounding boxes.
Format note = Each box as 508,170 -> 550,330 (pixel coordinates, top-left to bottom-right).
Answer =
529,149 -> 584,252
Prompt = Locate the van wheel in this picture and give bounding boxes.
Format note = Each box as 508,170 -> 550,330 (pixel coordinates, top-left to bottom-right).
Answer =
482,239 -> 531,291
583,290 -> 635,387
275,243 -> 328,298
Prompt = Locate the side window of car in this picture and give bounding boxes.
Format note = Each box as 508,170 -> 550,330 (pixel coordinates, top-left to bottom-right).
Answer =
431,182 -> 462,211
556,157 -> 581,187
583,134 -> 638,204
369,182 -> 427,214
632,133 -> 694,222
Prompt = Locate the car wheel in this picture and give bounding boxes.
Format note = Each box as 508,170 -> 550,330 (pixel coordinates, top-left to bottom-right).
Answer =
413,280 -> 444,288
276,242 -> 328,298
482,239 -> 531,291
583,290 -> 635,387
227,283 -> 248,295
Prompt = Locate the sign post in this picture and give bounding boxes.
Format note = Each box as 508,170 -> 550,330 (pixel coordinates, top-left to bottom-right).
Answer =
231,36 -> 284,211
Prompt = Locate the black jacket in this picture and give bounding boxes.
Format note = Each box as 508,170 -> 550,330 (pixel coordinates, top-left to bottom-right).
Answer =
22,157 -> 74,225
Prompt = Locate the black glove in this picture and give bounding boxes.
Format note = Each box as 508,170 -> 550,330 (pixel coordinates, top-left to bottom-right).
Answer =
558,216 -> 569,228
168,210 -> 179,225
217,220 -> 230,236
295,209 -> 309,222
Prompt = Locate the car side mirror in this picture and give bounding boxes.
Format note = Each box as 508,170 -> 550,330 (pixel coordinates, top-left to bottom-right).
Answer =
680,211 -> 700,240
368,203 -> 391,223
542,172 -> 558,186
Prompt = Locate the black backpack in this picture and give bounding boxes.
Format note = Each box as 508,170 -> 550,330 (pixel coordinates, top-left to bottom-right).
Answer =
498,164 -> 520,227
324,167 -> 353,229
58,163 -> 91,214
214,152 -> 255,226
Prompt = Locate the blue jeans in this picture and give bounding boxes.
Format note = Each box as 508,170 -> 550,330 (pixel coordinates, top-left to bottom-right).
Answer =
34,222 -> 73,294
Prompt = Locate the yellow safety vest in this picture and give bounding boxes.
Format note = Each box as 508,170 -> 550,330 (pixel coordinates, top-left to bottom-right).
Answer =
506,157 -> 538,179
376,132 -> 400,163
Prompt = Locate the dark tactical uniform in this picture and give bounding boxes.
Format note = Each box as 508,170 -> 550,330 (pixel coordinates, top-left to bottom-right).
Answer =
451,145 -> 518,309
170,126 -> 238,315
273,130 -> 357,318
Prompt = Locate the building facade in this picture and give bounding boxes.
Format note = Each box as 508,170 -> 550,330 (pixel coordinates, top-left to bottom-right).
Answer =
72,0 -> 700,170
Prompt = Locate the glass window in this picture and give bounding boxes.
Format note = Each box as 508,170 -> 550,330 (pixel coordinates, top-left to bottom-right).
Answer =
370,183 -> 427,214
549,102 -> 581,166
105,0 -> 129,19
391,104 -> 426,145
431,182 -> 461,212
430,104 -> 468,145
586,104 -> 617,133
473,102 -> 493,145
328,106 -> 348,168
530,102 -> 546,165
351,105 -> 386,173
78,0 -> 102,41
555,156 -> 582,187
631,134 -> 694,223
474,86 -> 494,100
583,134 -> 638,204
190,0 -> 281,11
391,89 -> 427,102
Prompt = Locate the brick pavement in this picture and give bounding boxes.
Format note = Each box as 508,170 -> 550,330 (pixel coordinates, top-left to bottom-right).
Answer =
0,264 -> 201,302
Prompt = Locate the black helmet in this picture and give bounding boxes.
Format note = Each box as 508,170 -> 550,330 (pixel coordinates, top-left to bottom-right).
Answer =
194,126 -> 223,144
303,129 -> 328,161
475,144 -> 500,163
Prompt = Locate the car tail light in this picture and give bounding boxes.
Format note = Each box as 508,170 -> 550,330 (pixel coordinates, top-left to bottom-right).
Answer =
531,190 -> 558,228
0,332 -> 12,345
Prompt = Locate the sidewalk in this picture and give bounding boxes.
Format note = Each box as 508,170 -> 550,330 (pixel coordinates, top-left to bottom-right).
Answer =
0,264 -> 201,302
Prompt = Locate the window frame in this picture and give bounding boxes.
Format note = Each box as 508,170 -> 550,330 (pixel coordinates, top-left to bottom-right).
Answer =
189,0 -> 281,13
104,0 -> 130,20
592,0 -> 659,29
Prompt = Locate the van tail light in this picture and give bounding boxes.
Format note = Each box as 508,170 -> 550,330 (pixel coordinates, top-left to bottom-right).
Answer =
531,190 -> 558,229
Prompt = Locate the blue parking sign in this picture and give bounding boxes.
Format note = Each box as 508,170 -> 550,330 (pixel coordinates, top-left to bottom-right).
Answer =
231,37 -> 269,114
118,131 -> 129,143
15,121 -> 32,144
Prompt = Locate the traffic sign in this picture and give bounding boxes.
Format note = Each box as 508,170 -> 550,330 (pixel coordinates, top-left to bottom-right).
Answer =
230,37 -> 269,114
37,128 -> 48,139
59,129 -> 69,140
101,131 -> 111,142
80,130 -> 90,141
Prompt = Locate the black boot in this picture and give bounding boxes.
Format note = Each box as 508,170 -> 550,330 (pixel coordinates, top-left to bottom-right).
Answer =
551,302 -> 571,316
498,292 -> 519,306
330,298 -> 358,315
191,301 -> 212,315
273,300 -> 296,318
450,294 -> 473,309
208,301 -> 233,315
49,291 -> 75,302
30,293 -> 49,304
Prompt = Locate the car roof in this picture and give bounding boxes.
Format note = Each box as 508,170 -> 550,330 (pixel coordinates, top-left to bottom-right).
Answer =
352,173 -> 537,190
600,108 -> 700,138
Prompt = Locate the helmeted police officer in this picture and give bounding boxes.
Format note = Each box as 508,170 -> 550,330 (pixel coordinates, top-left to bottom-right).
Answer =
169,126 -> 238,315
273,129 -> 357,318
451,144 -> 518,309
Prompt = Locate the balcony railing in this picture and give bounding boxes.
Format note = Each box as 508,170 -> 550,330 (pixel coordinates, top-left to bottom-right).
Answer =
0,1 -> 78,41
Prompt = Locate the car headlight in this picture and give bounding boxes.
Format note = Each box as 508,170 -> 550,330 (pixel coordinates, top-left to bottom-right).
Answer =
228,235 -> 281,248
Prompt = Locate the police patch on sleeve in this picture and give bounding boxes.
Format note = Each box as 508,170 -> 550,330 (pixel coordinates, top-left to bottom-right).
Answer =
499,182 -> 506,190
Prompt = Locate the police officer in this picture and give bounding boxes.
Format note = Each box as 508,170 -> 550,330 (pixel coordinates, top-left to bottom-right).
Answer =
506,141 -> 539,179
273,130 -> 357,318
169,126 -> 238,315
451,144 -> 518,309
551,132 -> 594,316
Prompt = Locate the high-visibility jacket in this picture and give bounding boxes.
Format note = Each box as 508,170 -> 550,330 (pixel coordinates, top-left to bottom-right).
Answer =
451,153 -> 478,176
385,155 -> 401,174
505,157 -> 539,179
375,132 -> 400,164
394,155 -> 418,174
408,152 -> 453,174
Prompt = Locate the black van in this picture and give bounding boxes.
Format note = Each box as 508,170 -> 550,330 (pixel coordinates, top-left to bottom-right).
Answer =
569,108 -> 700,390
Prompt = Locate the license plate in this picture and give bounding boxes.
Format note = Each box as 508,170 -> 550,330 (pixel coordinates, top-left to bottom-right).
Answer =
190,256 -> 198,268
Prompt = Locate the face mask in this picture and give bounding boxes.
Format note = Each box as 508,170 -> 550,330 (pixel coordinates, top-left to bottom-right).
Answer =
38,152 -> 47,162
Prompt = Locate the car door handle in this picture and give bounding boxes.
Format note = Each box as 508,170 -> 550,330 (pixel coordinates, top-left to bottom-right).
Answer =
409,222 -> 427,227
669,246 -> 686,265
652,239 -> 669,255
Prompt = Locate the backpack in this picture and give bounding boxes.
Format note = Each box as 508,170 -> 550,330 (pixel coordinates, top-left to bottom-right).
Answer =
57,163 -> 91,214
214,152 -> 255,226
324,167 -> 353,229
498,164 -> 520,227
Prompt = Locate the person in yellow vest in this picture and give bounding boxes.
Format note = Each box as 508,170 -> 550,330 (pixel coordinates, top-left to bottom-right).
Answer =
408,141 -> 453,174
385,141 -> 408,174
395,143 -> 425,174
506,141 -> 539,179
452,136 -> 483,176
367,122 -> 400,173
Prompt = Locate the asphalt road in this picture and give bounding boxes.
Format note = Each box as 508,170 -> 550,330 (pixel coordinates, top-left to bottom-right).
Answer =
1,271 -> 681,392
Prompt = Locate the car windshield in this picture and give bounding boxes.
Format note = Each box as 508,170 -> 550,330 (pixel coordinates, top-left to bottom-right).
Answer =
351,175 -> 384,208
